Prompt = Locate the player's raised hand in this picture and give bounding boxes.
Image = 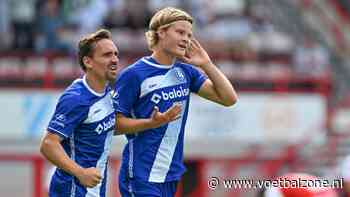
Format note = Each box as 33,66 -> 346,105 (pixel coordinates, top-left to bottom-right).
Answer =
181,38 -> 212,68
77,167 -> 102,188
150,103 -> 182,128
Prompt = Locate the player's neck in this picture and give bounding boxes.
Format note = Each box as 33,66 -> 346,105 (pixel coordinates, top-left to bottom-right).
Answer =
151,50 -> 175,66
85,73 -> 107,94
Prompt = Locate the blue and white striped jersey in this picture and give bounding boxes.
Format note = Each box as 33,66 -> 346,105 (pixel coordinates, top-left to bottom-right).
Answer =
47,76 -> 115,197
115,56 -> 207,183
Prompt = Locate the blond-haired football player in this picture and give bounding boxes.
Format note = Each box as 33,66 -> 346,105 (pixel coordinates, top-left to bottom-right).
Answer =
114,7 -> 238,197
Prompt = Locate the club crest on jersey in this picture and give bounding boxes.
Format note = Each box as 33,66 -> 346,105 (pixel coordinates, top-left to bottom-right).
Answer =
111,90 -> 119,109
174,68 -> 185,82
111,90 -> 119,99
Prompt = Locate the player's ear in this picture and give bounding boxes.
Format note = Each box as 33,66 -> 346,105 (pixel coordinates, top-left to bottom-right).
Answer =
83,56 -> 93,70
157,28 -> 166,40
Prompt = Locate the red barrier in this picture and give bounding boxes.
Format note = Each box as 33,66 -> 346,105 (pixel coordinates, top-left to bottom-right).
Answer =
0,154 -> 44,197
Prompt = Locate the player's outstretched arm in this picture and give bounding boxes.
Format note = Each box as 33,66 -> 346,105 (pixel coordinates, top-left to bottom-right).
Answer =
115,103 -> 182,134
40,132 -> 102,188
181,38 -> 238,106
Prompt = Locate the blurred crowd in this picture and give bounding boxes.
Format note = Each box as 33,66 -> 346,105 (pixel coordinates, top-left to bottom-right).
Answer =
0,0 -> 330,78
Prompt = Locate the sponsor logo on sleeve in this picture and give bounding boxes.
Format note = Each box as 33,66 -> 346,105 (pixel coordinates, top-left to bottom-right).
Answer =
50,114 -> 66,128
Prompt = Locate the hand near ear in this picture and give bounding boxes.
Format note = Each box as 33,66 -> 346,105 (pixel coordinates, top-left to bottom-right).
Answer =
181,38 -> 212,68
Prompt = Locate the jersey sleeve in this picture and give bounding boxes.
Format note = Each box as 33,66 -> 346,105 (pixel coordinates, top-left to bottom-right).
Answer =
187,65 -> 208,93
114,68 -> 140,117
47,94 -> 88,139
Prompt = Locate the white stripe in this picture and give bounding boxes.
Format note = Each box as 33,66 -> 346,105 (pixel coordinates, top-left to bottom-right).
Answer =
139,67 -> 187,98
128,182 -> 134,197
84,94 -> 114,124
128,139 -> 134,178
141,57 -> 173,69
148,100 -> 187,182
86,131 -> 113,197
47,127 -> 68,138
70,133 -> 76,197
139,75 -> 164,98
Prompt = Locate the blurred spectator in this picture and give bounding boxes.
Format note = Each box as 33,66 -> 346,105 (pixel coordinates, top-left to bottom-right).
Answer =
103,0 -> 126,29
337,0 -> 350,17
245,1 -> 295,54
201,0 -> 250,42
67,0 -> 115,34
0,0 -> 329,79
149,0 -> 182,12
36,0 -> 72,53
60,0 -> 90,20
105,0 -> 151,30
124,0 -> 151,30
209,0 -> 246,16
293,37 -> 330,77
10,0 -> 36,50
203,14 -> 253,42
247,30 -> 294,54
0,0 -> 11,51
182,0 -> 211,28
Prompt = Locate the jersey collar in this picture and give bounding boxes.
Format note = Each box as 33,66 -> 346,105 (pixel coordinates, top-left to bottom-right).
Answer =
141,57 -> 174,69
82,75 -> 106,97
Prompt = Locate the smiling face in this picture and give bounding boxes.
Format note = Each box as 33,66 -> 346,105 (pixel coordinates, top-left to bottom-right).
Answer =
158,20 -> 193,59
84,38 -> 119,82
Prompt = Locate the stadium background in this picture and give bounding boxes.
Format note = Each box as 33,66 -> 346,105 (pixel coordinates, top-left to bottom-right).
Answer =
0,0 -> 350,196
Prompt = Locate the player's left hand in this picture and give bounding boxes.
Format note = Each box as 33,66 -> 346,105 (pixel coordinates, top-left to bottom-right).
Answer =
181,38 -> 212,68
150,103 -> 182,128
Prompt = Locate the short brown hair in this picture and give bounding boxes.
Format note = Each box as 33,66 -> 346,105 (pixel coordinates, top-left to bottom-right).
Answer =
78,29 -> 112,71
145,7 -> 193,50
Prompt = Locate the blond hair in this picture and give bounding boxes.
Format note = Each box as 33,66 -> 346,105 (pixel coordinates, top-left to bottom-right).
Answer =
145,7 -> 193,50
